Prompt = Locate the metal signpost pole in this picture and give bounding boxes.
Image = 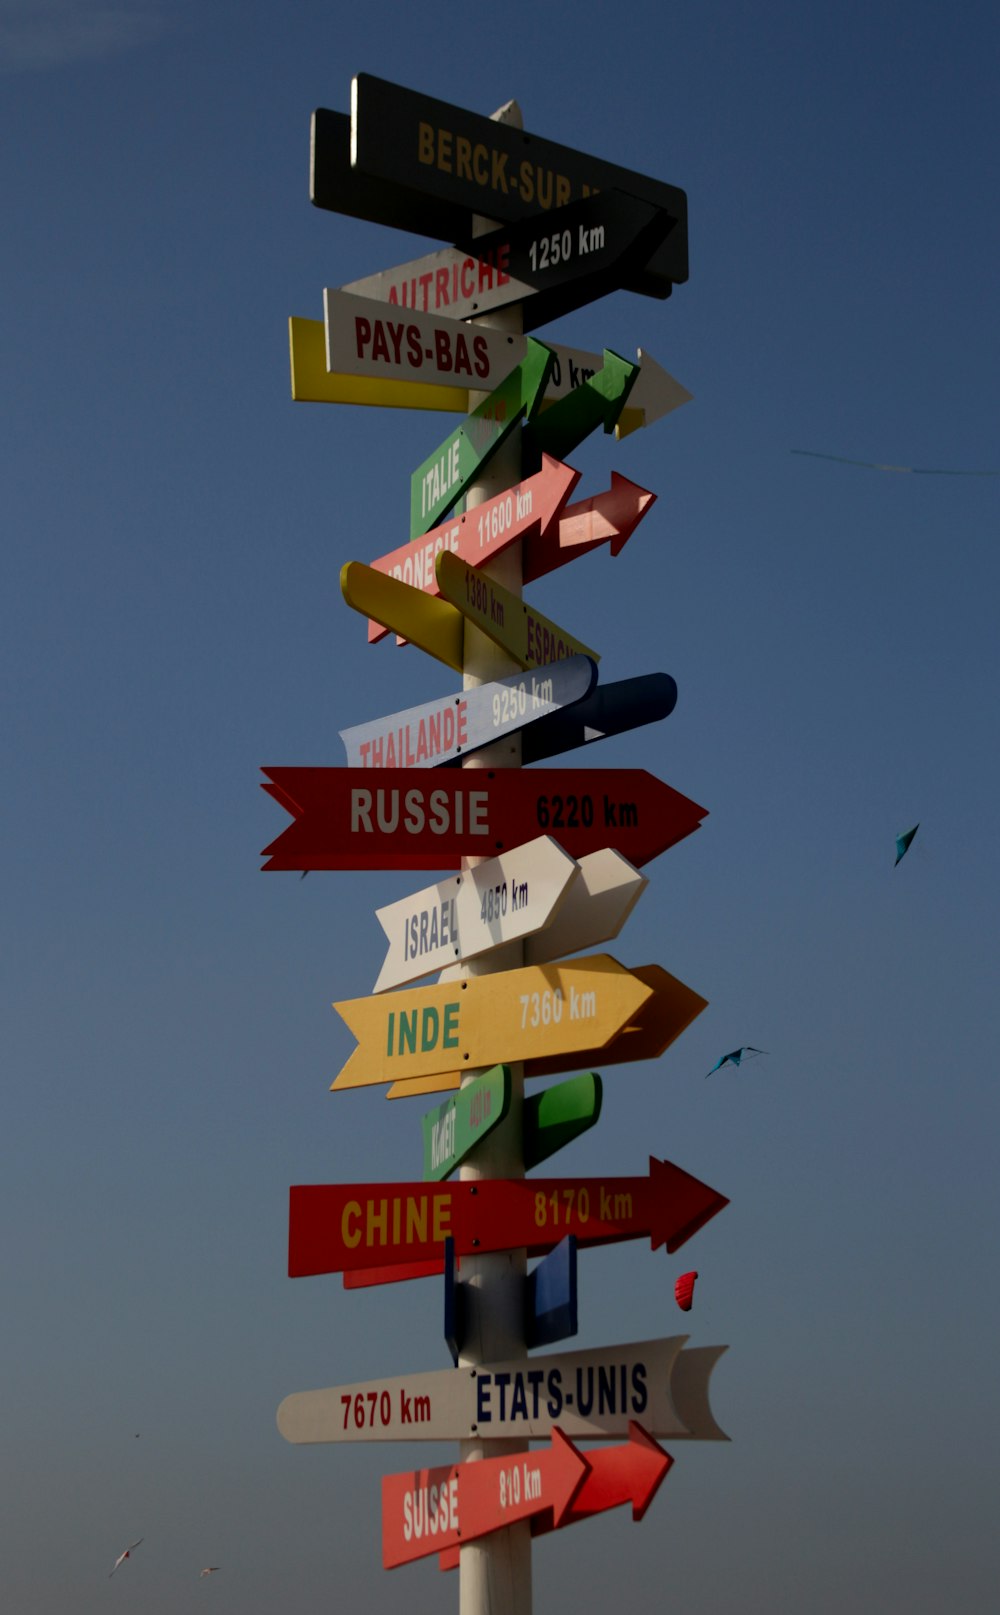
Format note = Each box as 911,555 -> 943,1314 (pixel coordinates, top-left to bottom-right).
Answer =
458,99 -> 532,1615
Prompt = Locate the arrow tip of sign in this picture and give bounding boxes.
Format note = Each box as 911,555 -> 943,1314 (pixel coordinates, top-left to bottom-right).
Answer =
626,1422 -> 673,1521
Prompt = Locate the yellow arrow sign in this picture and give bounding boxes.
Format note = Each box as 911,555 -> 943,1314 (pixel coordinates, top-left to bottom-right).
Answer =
331,954 -> 652,1091
384,962 -> 706,1099
435,550 -> 600,669
340,561 -> 465,673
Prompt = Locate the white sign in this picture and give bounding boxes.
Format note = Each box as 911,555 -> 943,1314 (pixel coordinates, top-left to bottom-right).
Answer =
276,1338 -> 728,1445
373,835 -> 578,993
523,848 -> 648,964
324,290 -> 691,429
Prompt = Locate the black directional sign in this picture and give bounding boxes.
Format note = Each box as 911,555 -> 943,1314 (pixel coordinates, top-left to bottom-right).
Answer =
311,75 -> 688,299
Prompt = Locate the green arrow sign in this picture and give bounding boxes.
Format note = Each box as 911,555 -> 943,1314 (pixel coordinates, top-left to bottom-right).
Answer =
422,1065 -> 511,1181
410,338 -> 554,538
523,1072 -> 603,1170
525,351 -> 639,464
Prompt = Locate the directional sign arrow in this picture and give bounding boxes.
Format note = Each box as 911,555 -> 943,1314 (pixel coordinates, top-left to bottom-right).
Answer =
365,453 -> 580,642
287,1155 -> 729,1278
381,1428 -> 588,1569
522,474 -> 656,586
435,549 -> 600,669
372,836 -> 581,993
423,1066 -> 511,1182
341,193 -> 676,335
340,658 -> 596,772
410,340 -> 553,537
385,960 -> 707,1101
321,295 -> 692,434
525,350 -> 639,464
341,561 -> 464,672
523,1072 -> 603,1171
293,313 -> 692,436
313,83 -> 688,295
518,673 -> 678,765
331,954 -> 653,1090
260,768 -> 708,873
522,851 -> 647,968
276,1336 -> 727,1444
524,964 -> 709,1081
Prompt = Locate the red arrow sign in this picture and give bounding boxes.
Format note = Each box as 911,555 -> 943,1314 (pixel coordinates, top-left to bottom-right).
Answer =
437,1423 -> 670,1570
289,1156 -> 728,1280
522,474 -> 657,585
261,768 -> 707,872
366,453 -> 580,642
382,1428 -> 588,1569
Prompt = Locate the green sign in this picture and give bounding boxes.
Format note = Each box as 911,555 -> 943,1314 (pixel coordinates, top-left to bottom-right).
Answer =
526,351 -> 639,464
410,339 -> 554,538
421,1064 -> 511,1181
523,1071 -> 603,1170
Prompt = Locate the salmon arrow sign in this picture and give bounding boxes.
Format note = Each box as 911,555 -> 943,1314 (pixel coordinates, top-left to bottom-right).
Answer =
518,673 -> 678,766
339,655 -> 597,771
287,1155 -> 729,1278
437,1423 -> 672,1567
410,339 -> 553,537
371,836 -> 581,993
330,954 -> 653,1090
260,767 -> 708,872
291,314 -> 692,439
341,193 -> 676,336
381,1428 -> 588,1569
522,474 -> 656,586
365,453 -> 580,643
275,1336 -> 728,1445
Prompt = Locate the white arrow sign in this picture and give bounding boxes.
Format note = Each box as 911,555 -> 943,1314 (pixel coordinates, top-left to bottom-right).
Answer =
276,1338 -> 729,1446
523,848 -> 648,965
373,835 -> 579,993
323,290 -> 691,435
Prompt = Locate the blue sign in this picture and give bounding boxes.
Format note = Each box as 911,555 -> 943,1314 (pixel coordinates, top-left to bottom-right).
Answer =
524,1237 -> 578,1349
520,672 -> 677,764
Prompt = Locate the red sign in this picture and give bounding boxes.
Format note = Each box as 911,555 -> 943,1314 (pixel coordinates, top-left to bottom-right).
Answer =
523,474 -> 656,585
366,454 -> 580,642
382,1428 -> 587,1569
261,768 -> 707,872
288,1156 -> 728,1279
437,1423 -> 671,1569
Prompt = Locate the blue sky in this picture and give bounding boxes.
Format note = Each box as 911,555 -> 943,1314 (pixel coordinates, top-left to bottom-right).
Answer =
2,1 -> 998,1610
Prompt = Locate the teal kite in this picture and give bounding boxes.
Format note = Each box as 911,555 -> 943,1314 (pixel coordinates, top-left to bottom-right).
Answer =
705,1047 -> 767,1078
895,824 -> 919,866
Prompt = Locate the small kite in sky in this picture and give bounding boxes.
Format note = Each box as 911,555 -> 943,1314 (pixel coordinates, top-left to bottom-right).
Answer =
109,1540 -> 143,1577
792,449 -> 1000,476
895,824 -> 919,866
705,1047 -> 767,1077
200,1566 -> 220,1577
674,1271 -> 698,1312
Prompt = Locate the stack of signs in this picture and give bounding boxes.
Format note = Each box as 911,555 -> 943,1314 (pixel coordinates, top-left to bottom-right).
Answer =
266,75 -> 729,1582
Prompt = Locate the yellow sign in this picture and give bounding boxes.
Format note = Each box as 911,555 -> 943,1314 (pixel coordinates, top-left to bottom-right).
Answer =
435,550 -> 600,670
384,962 -> 707,1099
289,317 -> 468,413
332,955 -> 652,1091
340,562 -> 465,673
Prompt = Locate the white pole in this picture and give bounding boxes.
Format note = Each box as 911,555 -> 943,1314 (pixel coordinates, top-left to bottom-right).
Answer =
458,97 -> 533,1615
